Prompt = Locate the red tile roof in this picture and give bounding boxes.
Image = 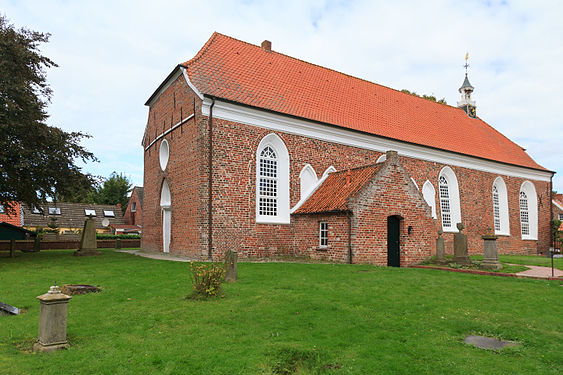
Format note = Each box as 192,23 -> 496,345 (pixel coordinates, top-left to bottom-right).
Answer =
182,33 -> 547,171
294,164 -> 382,214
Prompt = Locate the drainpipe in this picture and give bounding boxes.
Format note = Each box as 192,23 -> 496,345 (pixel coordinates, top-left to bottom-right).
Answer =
207,98 -> 215,261
347,211 -> 353,264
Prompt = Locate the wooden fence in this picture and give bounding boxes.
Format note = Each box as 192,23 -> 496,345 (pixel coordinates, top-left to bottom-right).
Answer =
0,239 -> 140,252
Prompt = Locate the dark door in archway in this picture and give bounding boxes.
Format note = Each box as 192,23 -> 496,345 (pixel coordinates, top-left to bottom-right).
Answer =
387,216 -> 400,267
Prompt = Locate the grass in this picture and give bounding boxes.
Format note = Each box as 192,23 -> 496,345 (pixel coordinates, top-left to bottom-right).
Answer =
424,255 -> 529,274
0,250 -> 562,374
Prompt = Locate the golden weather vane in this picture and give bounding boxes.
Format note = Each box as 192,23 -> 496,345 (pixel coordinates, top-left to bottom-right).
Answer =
464,52 -> 469,73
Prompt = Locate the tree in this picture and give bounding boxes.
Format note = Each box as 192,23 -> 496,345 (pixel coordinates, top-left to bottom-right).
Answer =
400,89 -> 447,104
0,15 -> 96,214
89,172 -> 132,212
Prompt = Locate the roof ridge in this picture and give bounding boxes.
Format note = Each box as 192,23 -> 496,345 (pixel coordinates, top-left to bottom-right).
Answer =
330,163 -> 381,175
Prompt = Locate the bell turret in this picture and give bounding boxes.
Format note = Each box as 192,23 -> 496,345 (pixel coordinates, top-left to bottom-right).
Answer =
457,53 -> 476,118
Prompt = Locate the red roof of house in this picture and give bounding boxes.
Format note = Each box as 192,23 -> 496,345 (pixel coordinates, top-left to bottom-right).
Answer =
294,164 -> 382,214
182,32 -> 547,171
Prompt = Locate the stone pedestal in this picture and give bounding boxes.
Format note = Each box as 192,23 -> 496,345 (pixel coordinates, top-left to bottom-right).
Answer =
481,234 -> 502,270
74,217 -> 101,256
453,223 -> 471,265
224,250 -> 238,282
436,230 -> 446,263
33,285 -> 72,352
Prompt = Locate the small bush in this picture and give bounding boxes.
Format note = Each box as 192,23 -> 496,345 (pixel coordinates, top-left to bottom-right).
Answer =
188,262 -> 225,298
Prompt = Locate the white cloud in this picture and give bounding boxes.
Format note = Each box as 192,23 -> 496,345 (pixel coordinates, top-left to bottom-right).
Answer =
1,0 -> 562,191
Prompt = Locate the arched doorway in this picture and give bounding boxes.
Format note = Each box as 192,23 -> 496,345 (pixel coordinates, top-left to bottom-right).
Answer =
387,216 -> 401,267
160,180 -> 171,253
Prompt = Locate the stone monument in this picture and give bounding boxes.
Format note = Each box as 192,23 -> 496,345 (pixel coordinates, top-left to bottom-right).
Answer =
74,217 -> 101,256
453,223 -> 471,265
224,250 -> 238,282
436,230 -> 446,263
481,228 -> 502,270
33,284 -> 72,352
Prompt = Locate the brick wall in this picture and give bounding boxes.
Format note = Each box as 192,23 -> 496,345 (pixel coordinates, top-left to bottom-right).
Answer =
293,214 -> 350,263
143,81 -> 551,263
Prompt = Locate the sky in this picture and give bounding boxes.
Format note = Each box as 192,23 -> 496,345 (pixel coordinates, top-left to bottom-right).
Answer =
1,0 -> 562,192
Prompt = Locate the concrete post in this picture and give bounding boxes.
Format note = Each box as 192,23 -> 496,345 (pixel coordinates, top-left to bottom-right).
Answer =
115,238 -> 122,250
9,239 -> 16,258
33,285 -> 72,352
33,236 -> 41,252
224,250 -> 238,282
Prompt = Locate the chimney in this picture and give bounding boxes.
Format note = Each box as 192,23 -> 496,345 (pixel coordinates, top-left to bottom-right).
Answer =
261,40 -> 272,52
346,170 -> 351,185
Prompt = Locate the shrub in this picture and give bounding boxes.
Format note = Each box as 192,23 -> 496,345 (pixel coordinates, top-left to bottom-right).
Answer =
188,262 -> 225,298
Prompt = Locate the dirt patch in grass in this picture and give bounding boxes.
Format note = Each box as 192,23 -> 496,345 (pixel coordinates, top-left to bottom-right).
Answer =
268,347 -> 340,374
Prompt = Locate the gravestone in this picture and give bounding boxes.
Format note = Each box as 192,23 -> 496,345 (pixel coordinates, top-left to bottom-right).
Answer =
115,238 -> 122,250
436,229 -> 446,263
224,250 -> 238,282
74,217 -> 102,256
33,284 -> 71,352
0,301 -> 20,316
33,236 -> 41,252
481,228 -> 502,270
452,223 -> 471,265
10,239 -> 16,258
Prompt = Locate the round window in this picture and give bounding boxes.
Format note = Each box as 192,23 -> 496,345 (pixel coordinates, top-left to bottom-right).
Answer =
159,139 -> 169,171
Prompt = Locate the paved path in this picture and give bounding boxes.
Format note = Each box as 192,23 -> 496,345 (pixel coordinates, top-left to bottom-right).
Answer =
512,264 -> 563,279
117,249 -> 197,262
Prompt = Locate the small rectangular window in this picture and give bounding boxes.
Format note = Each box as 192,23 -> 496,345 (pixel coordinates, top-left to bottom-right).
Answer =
84,209 -> 96,216
32,206 -> 42,214
559,213 -> 563,221
0,205 -> 4,214
131,202 -> 136,212
48,207 -> 61,215
319,221 -> 328,248
103,210 -> 115,217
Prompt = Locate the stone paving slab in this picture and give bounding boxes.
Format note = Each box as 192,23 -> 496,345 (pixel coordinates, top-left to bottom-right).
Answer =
464,335 -> 519,350
117,250 -> 197,262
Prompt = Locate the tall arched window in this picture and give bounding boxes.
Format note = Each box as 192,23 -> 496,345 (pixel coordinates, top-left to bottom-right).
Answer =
256,134 -> 290,224
492,177 -> 510,235
519,181 -> 538,240
422,180 -> 437,219
438,167 -> 462,232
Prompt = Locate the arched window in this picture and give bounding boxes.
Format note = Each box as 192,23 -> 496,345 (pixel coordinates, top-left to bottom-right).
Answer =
160,179 -> 171,253
492,177 -> 510,235
256,134 -> 290,224
519,181 -> 538,240
422,180 -> 437,219
438,167 -> 462,232
322,166 -> 336,178
159,139 -> 169,171
299,164 -> 318,200
410,178 -> 419,191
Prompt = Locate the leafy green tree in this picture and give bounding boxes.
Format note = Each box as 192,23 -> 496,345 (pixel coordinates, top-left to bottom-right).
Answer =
89,172 -> 132,212
401,89 -> 447,104
0,15 -> 96,213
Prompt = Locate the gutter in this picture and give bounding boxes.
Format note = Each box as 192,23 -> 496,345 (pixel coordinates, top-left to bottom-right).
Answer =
347,211 -> 353,264
207,99 -> 215,260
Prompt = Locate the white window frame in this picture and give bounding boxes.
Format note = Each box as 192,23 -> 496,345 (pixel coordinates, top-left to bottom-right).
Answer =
422,180 -> 437,219
492,177 -> 510,235
84,209 -> 96,217
519,181 -> 538,240
438,167 -> 462,232
131,202 -> 137,212
103,210 -> 115,217
48,207 -> 61,215
256,133 -> 290,224
319,221 -> 328,248
0,205 -> 4,214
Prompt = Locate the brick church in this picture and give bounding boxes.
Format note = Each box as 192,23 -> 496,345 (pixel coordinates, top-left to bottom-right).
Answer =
141,33 -> 554,266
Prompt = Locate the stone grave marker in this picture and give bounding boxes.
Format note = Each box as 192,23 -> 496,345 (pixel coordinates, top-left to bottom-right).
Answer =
452,223 -> 471,265
33,284 -> 72,352
436,229 -> 445,263
224,250 -> 238,282
74,217 -> 101,256
0,301 -> 20,316
481,228 -> 502,270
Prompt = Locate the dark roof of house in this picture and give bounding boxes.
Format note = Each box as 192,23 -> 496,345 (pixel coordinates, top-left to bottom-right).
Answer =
22,202 -> 124,229
294,164 -> 382,214
0,222 -> 36,234
177,32 -> 547,171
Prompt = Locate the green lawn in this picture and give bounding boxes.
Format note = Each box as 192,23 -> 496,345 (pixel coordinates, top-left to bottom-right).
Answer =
1,250 -> 562,374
